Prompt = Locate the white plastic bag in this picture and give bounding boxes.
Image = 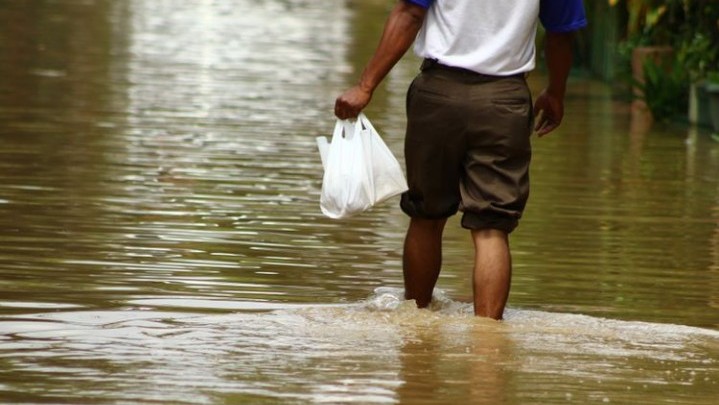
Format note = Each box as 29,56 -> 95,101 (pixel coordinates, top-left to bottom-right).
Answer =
317,113 -> 408,219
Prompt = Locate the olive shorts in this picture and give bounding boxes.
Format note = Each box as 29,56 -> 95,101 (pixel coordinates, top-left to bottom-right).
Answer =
400,62 -> 533,234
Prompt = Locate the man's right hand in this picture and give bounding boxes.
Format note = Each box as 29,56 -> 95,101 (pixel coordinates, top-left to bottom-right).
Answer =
334,86 -> 372,120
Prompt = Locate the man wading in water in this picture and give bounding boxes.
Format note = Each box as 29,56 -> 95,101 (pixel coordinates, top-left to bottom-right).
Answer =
335,0 -> 586,320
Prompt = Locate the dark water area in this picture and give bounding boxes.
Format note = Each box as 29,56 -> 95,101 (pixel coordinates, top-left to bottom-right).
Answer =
0,1 -> 718,404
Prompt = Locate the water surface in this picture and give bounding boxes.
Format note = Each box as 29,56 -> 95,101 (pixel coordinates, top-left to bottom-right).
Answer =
0,1 -> 718,403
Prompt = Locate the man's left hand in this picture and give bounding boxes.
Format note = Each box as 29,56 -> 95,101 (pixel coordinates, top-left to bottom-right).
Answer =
533,89 -> 564,137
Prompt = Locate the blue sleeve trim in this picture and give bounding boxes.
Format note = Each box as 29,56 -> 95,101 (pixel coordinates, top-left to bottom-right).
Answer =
404,0 -> 433,9
540,0 -> 588,33
545,18 -> 588,33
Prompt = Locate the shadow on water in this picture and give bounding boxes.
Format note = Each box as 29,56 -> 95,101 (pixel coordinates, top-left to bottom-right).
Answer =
0,0 -> 718,404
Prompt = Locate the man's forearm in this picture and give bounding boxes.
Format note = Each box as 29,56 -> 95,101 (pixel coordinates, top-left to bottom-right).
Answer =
533,31 -> 575,136
357,2 -> 427,94
544,32 -> 574,98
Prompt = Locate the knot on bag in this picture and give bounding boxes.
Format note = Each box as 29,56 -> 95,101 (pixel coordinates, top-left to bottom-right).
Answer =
317,113 -> 408,219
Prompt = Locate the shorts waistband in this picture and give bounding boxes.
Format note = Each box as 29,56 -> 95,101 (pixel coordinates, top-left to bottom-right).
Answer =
420,58 -> 524,80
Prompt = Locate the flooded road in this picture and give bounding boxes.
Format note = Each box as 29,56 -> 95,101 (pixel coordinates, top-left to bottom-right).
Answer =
0,1 -> 718,403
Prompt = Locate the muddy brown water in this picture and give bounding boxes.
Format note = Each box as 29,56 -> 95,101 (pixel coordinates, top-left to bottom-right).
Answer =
0,1 -> 717,404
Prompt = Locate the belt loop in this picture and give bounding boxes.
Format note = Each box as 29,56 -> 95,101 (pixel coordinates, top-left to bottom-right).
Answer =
420,58 -> 438,72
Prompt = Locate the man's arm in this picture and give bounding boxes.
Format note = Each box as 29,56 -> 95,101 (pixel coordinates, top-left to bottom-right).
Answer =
534,31 -> 574,136
334,1 -> 427,120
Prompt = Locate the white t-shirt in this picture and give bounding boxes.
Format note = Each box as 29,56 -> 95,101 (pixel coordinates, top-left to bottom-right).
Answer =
410,0 -> 587,76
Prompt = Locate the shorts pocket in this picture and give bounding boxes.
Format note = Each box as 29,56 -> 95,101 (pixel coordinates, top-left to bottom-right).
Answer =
492,98 -> 528,106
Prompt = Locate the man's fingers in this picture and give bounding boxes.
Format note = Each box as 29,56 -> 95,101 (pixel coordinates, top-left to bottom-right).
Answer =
334,89 -> 367,120
335,107 -> 358,120
535,121 -> 549,136
535,113 -> 560,136
532,91 -> 563,136
335,107 -> 348,120
334,97 -> 342,119
536,121 -> 557,136
533,107 -> 545,132
533,112 -> 557,136
334,99 -> 354,120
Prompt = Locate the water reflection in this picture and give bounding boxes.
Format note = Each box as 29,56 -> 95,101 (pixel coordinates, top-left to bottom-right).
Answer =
0,0 -> 718,404
397,319 -> 511,405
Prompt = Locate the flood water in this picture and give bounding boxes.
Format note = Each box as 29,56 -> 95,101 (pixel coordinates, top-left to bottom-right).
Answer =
0,1 -> 718,404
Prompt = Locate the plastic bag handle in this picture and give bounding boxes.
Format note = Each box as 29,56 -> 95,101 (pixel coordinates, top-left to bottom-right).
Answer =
358,113 -> 377,135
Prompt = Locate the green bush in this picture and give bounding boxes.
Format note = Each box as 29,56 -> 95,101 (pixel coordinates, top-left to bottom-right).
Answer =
635,58 -> 689,121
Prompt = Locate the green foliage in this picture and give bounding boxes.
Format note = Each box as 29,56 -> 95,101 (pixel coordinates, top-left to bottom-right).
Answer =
677,33 -> 715,82
613,1 -> 719,81
674,1 -> 719,81
635,58 -> 689,121
610,0 -> 671,44
610,0 -> 719,121
707,71 -> 719,85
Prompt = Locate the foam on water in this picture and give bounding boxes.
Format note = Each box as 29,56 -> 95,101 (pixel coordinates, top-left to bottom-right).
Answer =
279,287 -> 719,358
277,288 -> 719,396
352,286 -> 719,340
2,288 -> 717,404
361,286 -> 473,315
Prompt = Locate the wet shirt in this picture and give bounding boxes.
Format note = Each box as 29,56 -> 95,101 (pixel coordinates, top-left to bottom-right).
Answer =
405,0 -> 588,75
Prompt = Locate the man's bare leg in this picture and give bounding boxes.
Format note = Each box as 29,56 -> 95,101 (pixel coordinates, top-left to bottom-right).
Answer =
471,229 -> 511,320
403,217 -> 447,308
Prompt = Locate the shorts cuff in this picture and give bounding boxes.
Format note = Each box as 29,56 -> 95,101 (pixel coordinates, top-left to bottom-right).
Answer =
400,192 -> 458,219
461,212 -> 519,234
